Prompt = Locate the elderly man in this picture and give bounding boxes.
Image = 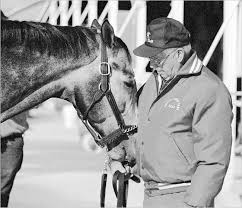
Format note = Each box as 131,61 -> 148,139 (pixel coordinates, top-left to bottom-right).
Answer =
110,17 -> 233,208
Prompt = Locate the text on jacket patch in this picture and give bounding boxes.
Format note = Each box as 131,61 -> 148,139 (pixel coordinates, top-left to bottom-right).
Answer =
164,98 -> 181,111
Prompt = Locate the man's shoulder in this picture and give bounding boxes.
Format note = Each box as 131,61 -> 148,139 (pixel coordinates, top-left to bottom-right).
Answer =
196,66 -> 228,91
192,65 -> 231,100
198,66 -> 221,85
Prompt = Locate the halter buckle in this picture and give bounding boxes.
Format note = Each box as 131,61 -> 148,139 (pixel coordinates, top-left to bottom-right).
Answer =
99,62 -> 111,76
99,83 -> 111,92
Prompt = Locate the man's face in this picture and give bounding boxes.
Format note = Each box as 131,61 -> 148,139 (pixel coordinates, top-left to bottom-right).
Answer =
149,48 -> 179,81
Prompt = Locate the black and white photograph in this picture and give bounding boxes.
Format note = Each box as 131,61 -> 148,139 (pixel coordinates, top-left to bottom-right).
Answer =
1,0 -> 242,208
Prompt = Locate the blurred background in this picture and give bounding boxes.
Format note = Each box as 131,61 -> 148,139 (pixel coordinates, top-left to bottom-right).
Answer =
1,0 -> 242,207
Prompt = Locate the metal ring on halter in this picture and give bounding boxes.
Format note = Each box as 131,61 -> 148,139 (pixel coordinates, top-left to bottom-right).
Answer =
84,119 -> 104,147
99,83 -> 111,92
99,62 -> 111,75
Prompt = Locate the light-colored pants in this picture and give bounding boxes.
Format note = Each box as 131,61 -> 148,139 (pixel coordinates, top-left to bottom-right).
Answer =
143,190 -> 190,208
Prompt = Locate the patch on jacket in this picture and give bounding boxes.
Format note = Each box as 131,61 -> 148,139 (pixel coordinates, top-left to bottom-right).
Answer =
164,98 -> 181,111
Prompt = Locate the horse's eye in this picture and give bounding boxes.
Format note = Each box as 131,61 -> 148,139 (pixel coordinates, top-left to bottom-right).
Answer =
124,81 -> 134,88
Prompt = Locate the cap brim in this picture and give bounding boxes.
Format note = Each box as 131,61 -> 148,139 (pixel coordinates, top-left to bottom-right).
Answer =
133,44 -> 164,58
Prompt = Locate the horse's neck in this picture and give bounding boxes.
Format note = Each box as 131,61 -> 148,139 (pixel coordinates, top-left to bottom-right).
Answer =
0,52 -> 98,122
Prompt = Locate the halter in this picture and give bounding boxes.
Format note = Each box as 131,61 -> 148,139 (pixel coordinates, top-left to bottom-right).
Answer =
76,37 -> 137,151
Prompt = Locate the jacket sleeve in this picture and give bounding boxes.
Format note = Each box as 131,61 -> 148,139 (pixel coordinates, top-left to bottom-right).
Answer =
184,85 -> 233,207
0,112 -> 29,138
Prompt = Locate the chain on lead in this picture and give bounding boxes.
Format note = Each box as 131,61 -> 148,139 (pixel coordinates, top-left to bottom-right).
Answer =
122,125 -> 138,134
102,149 -> 110,174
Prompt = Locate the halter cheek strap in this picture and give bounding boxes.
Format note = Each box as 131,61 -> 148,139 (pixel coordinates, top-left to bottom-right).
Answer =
76,36 -> 137,151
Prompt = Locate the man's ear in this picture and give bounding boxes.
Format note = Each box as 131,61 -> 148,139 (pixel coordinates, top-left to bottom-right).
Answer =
176,48 -> 185,63
101,19 -> 115,48
91,19 -> 101,33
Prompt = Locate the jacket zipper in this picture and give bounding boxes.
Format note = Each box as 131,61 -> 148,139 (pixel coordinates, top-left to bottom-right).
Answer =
149,75 -> 180,111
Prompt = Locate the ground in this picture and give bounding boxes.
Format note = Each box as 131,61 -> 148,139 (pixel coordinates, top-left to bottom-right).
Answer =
8,102 -> 242,208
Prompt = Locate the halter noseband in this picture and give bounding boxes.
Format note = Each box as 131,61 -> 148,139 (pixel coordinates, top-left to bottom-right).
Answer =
76,37 -> 137,151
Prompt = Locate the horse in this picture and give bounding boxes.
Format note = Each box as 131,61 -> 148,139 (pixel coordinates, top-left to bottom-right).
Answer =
1,16 -> 137,157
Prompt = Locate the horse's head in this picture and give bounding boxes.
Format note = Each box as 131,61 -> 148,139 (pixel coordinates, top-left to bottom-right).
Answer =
1,18 -> 137,160
64,20 -> 137,158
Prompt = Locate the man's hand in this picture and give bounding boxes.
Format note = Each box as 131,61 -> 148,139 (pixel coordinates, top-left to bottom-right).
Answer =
0,119 -> 26,138
109,160 -> 126,175
109,159 -> 139,177
107,137 -> 139,179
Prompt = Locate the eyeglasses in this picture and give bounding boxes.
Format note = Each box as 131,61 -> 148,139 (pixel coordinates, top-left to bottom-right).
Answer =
149,49 -> 177,64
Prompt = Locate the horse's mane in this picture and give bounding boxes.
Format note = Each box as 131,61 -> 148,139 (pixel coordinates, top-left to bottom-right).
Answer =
1,17 -> 132,66
1,19 -> 99,58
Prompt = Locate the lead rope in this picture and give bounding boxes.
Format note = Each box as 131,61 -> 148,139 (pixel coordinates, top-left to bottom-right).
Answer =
100,158 -> 141,208
100,151 -> 109,208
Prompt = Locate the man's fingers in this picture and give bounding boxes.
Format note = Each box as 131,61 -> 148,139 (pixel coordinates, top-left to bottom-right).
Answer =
130,164 -> 138,175
110,161 -> 126,175
9,120 -> 26,132
125,165 -> 131,173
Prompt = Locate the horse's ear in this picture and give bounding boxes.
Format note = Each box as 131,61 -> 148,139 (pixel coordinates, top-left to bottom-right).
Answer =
91,19 -> 101,33
1,11 -> 8,20
101,19 -> 115,48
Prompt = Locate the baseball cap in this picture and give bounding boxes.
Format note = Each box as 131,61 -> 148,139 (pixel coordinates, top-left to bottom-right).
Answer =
133,17 -> 191,58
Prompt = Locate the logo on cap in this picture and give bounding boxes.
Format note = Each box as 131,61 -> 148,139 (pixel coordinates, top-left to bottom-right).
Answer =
146,32 -> 154,43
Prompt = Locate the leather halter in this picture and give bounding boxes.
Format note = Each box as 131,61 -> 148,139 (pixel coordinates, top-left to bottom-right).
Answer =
76,36 -> 137,151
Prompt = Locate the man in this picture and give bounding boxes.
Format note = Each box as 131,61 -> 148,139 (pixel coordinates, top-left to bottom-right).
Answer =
110,17 -> 233,208
1,113 -> 29,207
1,11 -> 29,207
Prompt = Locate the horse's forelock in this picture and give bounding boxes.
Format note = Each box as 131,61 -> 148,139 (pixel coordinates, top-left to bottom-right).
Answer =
110,37 -> 134,77
113,37 -> 132,64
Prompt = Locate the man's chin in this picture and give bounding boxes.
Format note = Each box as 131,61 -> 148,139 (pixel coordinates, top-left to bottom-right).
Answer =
158,72 -> 168,79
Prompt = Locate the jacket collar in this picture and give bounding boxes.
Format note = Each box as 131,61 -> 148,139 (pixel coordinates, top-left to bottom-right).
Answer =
177,50 -> 203,76
149,51 -> 203,96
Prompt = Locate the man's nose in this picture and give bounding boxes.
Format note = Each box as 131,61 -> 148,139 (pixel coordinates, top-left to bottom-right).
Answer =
150,60 -> 157,68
